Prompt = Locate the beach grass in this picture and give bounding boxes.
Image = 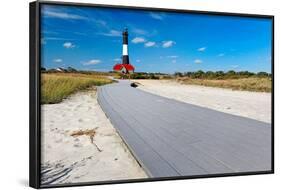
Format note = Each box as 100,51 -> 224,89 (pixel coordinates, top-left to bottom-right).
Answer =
41,73 -> 112,104
177,77 -> 271,92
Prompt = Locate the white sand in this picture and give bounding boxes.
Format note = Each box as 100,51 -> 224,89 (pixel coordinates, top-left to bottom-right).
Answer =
41,89 -> 147,185
133,80 -> 271,123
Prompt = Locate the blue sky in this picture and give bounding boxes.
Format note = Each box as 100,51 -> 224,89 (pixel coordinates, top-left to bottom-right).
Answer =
41,4 -> 272,73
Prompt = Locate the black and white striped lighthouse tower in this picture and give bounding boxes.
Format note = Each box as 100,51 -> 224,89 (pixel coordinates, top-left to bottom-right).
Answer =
113,28 -> 134,74
122,28 -> 129,64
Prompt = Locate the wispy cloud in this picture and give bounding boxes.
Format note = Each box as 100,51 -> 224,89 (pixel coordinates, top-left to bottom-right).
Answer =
43,30 -> 58,34
132,37 -> 146,44
44,37 -> 75,41
167,55 -> 178,58
63,42 -> 75,49
53,58 -> 62,63
149,12 -> 164,20
231,65 -> 239,68
95,19 -> 107,26
162,41 -> 175,48
99,30 -> 122,37
73,32 -> 87,36
218,53 -> 225,57
131,27 -> 158,37
136,59 -> 141,63
166,55 -> 178,63
145,41 -> 156,47
83,59 -> 101,65
194,59 -> 203,64
132,28 -> 147,35
43,10 -> 87,20
198,47 -> 207,52
113,58 -> 121,62
268,56 -> 272,61
41,38 -> 46,45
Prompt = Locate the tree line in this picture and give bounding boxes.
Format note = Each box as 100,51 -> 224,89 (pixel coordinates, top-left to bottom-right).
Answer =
174,70 -> 271,79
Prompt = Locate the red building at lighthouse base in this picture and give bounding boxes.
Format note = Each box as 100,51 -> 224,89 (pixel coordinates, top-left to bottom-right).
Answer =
113,63 -> 135,74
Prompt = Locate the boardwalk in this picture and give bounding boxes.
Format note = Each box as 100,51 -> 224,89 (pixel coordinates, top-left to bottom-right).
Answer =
97,80 -> 271,178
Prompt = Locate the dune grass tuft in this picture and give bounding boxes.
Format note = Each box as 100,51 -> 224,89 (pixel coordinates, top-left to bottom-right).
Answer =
41,73 -> 112,104
177,77 -> 271,92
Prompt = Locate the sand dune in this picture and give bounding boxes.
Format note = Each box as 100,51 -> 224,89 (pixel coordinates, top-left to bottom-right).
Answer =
41,90 -> 147,185
133,80 -> 271,123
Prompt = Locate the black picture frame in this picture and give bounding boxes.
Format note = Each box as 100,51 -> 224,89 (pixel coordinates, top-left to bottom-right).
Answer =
29,1 -> 274,188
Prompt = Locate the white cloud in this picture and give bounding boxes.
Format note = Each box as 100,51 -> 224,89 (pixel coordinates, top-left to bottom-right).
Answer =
96,19 -> 107,26
83,59 -> 101,65
218,53 -> 225,57
145,41 -> 156,47
113,58 -> 121,62
167,55 -> 178,58
41,38 -> 46,45
132,28 -> 147,35
136,59 -> 141,63
43,10 -> 87,20
44,37 -> 75,41
99,30 -> 122,37
194,59 -> 203,64
231,65 -> 239,68
53,58 -> 62,63
162,41 -> 175,48
42,31 -> 58,35
149,12 -> 164,20
132,28 -> 157,37
132,37 -> 146,44
198,47 -> 206,52
63,42 -> 75,48
73,32 -> 87,36
172,60 -> 177,63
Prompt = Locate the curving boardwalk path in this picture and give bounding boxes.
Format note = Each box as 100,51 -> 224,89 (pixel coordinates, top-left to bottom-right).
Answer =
97,80 -> 271,178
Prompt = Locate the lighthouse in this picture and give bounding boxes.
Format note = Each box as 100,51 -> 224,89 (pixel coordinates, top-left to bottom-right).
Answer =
122,28 -> 129,64
113,29 -> 135,75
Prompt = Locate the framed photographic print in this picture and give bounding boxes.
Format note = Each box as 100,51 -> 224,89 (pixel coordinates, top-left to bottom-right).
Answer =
29,1 -> 274,188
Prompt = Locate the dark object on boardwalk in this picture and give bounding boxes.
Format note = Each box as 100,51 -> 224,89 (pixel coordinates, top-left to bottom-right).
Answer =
130,82 -> 138,88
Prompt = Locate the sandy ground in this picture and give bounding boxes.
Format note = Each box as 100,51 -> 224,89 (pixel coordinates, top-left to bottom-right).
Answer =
41,89 -> 147,185
133,80 -> 271,123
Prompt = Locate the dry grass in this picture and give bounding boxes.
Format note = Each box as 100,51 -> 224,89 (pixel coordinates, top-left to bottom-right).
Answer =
70,129 -> 96,138
41,73 -> 112,104
70,128 -> 102,152
177,77 -> 271,92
